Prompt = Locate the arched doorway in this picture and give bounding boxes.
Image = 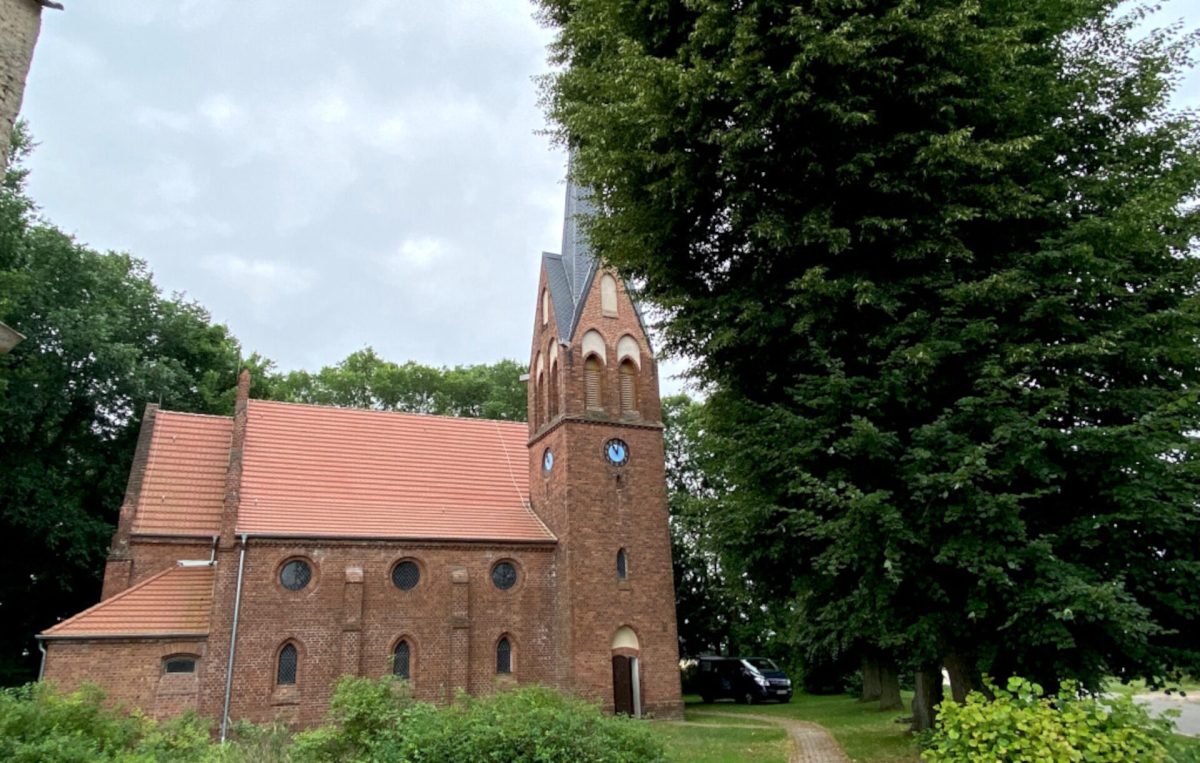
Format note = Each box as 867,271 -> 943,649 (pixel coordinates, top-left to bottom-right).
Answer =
611,626 -> 641,716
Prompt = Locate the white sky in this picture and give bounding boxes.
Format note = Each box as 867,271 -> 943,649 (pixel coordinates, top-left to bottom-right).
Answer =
17,1 -> 1200,396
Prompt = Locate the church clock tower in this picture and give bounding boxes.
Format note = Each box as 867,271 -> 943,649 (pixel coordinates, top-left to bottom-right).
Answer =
526,166 -> 684,718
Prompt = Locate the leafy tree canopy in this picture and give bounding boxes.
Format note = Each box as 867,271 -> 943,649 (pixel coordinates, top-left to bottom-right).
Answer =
0,126 -> 245,683
540,0 -> 1200,692
263,349 -> 527,421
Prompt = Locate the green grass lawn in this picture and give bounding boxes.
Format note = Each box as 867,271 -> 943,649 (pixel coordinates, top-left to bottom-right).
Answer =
660,693 -> 921,763
655,686 -> 1198,762
1104,676 -> 1200,698
655,721 -> 789,763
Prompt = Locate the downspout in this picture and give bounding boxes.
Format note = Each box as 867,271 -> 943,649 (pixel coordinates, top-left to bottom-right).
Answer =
631,657 -> 642,718
208,535 -> 218,564
37,639 -> 47,681
220,534 -> 248,743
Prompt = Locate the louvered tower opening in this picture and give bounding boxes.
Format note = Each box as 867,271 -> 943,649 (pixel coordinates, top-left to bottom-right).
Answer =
585,356 -> 603,410
619,360 -> 637,414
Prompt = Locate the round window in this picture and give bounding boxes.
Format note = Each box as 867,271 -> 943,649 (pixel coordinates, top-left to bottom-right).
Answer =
392,560 -> 421,591
543,448 -> 554,474
279,559 -> 312,591
491,561 -> 517,590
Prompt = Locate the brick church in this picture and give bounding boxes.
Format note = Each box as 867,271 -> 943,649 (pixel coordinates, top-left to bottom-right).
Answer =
37,173 -> 685,729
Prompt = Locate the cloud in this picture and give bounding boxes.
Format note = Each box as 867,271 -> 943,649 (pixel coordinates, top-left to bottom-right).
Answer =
200,254 -> 317,307
198,93 -> 243,131
131,155 -> 199,209
134,106 -> 192,132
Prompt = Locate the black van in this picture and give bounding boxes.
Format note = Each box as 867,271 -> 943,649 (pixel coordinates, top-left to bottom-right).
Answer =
696,656 -> 793,704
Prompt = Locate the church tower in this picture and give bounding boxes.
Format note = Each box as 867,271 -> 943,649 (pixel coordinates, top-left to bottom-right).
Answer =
527,167 -> 684,718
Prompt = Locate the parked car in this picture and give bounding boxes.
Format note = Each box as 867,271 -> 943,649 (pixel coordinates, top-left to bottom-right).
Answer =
696,655 -> 793,704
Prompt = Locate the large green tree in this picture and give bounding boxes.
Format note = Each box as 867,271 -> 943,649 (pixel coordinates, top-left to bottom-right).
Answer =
0,130 -> 247,684
539,0 -> 1200,707
266,349 -> 528,421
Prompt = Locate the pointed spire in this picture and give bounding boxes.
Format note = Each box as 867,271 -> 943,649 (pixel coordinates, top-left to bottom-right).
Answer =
542,150 -> 646,343
560,151 -> 598,305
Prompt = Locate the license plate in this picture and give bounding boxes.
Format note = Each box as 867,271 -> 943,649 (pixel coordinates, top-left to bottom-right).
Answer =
776,689 -> 788,694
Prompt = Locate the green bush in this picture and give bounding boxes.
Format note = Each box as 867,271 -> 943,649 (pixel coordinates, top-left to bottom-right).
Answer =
2,680 -> 664,762
293,677 -> 665,763
0,682 -> 210,763
922,676 -> 1196,762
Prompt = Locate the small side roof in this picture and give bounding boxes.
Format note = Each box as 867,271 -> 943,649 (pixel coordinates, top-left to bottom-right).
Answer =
131,411 -> 232,537
40,565 -> 214,639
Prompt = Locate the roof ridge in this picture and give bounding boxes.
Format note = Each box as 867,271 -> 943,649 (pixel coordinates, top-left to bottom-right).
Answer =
246,398 -> 527,427
41,564 -> 206,636
155,410 -> 234,421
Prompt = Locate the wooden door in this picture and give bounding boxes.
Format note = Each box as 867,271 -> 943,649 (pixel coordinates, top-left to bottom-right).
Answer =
612,655 -> 634,715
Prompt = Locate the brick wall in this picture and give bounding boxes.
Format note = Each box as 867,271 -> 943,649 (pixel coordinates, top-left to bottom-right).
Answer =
42,637 -> 208,719
198,540 -> 558,728
0,0 -> 41,175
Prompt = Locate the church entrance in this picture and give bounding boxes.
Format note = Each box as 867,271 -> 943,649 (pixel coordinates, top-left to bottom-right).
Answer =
610,626 -> 641,716
612,655 -> 635,715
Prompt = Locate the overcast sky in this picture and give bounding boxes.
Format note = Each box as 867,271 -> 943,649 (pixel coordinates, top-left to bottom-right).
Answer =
17,1 -> 1200,393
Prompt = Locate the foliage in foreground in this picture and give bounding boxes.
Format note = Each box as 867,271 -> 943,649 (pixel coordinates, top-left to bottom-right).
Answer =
0,679 -> 664,763
292,676 -> 664,763
0,683 -> 211,763
922,677 -> 1197,762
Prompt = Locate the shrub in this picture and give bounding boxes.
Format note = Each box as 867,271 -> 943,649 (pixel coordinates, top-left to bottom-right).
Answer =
922,676 -> 1197,763
293,677 -> 665,763
0,682 -> 210,763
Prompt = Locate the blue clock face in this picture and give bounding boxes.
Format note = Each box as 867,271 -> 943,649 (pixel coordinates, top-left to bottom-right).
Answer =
604,438 -> 630,467
543,448 -> 554,473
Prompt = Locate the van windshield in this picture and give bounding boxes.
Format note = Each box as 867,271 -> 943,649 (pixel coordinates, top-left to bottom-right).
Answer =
743,658 -> 779,673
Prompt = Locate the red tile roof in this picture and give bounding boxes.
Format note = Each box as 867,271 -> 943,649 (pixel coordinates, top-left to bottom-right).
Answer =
236,401 -> 550,542
131,411 -> 231,537
41,565 -> 214,638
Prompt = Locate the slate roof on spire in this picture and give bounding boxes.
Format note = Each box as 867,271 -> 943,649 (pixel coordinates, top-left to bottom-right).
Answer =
542,156 -> 599,340
542,157 -> 649,342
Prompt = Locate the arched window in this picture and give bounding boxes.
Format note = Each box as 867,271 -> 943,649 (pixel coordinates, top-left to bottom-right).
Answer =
616,548 -> 628,580
619,360 -> 637,414
536,371 -> 545,426
549,360 -> 560,420
542,288 -> 549,326
277,643 -> 298,686
393,640 -> 411,680
585,356 -> 603,410
163,655 -> 198,674
600,274 -> 618,316
496,637 -> 513,674
534,352 -> 545,427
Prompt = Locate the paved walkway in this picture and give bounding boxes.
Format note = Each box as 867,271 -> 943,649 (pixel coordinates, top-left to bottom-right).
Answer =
691,711 -> 850,763
1135,692 -> 1200,737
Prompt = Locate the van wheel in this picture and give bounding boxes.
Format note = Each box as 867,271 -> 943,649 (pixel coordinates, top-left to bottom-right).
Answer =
741,691 -> 755,706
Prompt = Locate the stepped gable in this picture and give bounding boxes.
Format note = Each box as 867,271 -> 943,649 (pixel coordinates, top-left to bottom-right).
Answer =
41,565 -> 214,638
234,400 -> 553,542
130,411 -> 232,537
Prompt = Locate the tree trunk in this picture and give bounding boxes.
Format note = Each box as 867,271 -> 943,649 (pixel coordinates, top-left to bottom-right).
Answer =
910,665 -> 944,733
860,656 -> 882,702
944,653 -> 981,703
878,663 -> 902,711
